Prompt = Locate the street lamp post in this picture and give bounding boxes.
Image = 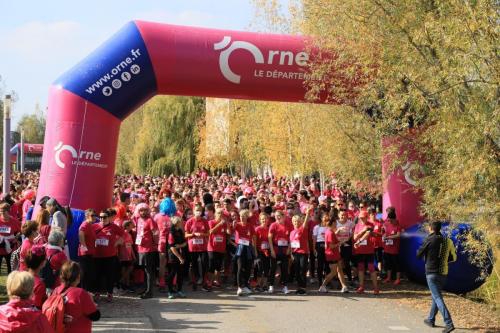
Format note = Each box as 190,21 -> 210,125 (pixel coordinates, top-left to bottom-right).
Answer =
20,128 -> 25,173
2,95 -> 12,195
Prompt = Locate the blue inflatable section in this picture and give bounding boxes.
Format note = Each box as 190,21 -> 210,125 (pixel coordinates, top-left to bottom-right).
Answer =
400,223 -> 493,294
67,209 -> 86,261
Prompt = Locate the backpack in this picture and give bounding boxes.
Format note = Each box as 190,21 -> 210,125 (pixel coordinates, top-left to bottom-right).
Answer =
10,246 -> 21,271
42,287 -> 70,333
40,254 -> 58,289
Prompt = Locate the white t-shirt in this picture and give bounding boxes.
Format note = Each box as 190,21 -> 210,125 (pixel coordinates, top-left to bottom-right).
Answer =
336,220 -> 354,243
313,225 -> 328,242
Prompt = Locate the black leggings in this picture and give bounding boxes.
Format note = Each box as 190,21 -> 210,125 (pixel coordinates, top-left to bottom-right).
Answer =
255,253 -> 270,278
315,243 -> 330,285
340,245 -> 353,281
269,253 -> 289,286
292,253 -> 307,289
0,254 -> 12,274
95,257 -> 117,294
236,256 -> 253,288
167,261 -> 185,292
384,253 -> 400,273
79,255 -> 95,292
190,252 -> 208,282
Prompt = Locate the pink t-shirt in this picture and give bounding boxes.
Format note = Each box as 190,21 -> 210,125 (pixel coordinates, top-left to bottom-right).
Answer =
383,221 -> 402,255
207,220 -> 227,253
136,217 -> 159,253
32,275 -> 46,309
119,231 -> 134,261
0,216 -> 20,256
185,217 -> 209,252
353,222 -> 375,255
234,223 -> 254,246
78,222 -> 96,256
290,226 -> 309,254
269,222 -> 290,252
19,238 -> 34,271
325,229 -> 341,262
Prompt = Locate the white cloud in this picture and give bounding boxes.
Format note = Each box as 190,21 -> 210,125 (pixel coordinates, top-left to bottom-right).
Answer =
1,21 -> 82,63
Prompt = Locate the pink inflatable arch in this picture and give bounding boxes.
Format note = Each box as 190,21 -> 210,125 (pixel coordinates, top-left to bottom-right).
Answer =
38,20 -> 417,220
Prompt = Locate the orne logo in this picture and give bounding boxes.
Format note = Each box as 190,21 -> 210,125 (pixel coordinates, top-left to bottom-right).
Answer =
54,141 -> 102,169
214,36 -> 309,84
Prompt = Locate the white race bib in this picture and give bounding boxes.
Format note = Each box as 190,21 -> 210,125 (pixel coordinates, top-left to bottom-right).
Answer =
291,241 -> 301,249
260,242 -> 270,250
359,240 -> 367,246
385,239 -> 394,246
277,239 -> 288,247
135,235 -> 143,246
238,238 -> 250,246
317,233 -> 325,242
214,236 -> 224,243
0,226 -> 11,234
96,238 -> 109,247
192,238 -> 204,245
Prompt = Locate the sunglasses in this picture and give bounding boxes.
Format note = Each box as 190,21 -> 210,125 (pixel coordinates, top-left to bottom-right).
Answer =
99,215 -> 109,219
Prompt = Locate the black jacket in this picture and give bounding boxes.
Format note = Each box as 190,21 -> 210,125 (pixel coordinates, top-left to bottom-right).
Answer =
416,232 -> 456,275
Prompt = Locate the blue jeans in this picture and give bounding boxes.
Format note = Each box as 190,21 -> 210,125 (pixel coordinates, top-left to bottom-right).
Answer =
426,274 -> 453,327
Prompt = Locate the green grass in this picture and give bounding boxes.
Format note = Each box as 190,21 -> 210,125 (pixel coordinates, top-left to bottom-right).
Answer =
0,262 -> 8,304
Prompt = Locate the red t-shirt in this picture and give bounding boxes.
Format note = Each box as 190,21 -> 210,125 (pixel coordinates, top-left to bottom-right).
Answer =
46,246 -> 68,288
114,203 -> 128,220
136,217 -> 159,253
0,216 -> 20,256
207,220 -> 227,253
19,238 -> 34,271
383,221 -> 402,255
53,285 -> 97,333
269,222 -> 290,251
354,222 -> 375,255
371,219 -> 384,248
93,223 -> 123,258
78,222 -> 96,256
119,231 -> 134,261
325,229 -> 341,262
154,214 -> 170,253
255,225 -> 270,256
234,223 -> 254,246
32,275 -> 46,309
290,226 -> 309,254
185,217 -> 208,252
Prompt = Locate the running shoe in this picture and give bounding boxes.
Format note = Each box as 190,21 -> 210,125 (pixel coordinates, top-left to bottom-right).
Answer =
212,281 -> 221,288
341,286 -> 349,293
140,293 -> 153,299
242,287 -> 252,295
268,286 -> 274,294
176,291 -> 187,298
297,289 -> 307,295
383,277 -> 391,284
393,279 -> 401,286
237,288 -> 244,296
167,292 -> 176,299
356,286 -> 365,294
201,285 -> 212,292
373,289 -> 380,295
318,286 -> 328,293
282,286 -> 290,294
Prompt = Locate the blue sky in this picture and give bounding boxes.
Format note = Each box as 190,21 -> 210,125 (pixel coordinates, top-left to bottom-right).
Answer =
0,0 -> 258,126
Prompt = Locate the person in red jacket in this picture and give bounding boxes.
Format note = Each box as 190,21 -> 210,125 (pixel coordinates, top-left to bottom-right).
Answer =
52,261 -> 101,333
0,203 -> 21,274
0,271 -> 54,333
25,245 -> 47,309
135,204 -> 159,299
353,211 -> 379,294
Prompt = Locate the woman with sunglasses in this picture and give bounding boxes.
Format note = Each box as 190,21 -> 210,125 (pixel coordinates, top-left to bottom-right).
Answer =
93,209 -> 124,302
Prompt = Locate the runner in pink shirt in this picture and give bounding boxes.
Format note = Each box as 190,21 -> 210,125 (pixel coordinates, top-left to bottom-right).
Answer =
353,211 -> 379,294
207,207 -> 228,288
78,209 -> 97,293
184,205 -> 210,291
154,211 -> 170,292
19,221 -> 38,271
383,209 -> 402,285
319,219 -> 349,293
234,209 -> 257,296
0,203 -> 21,273
119,221 -> 136,292
254,213 -> 270,292
135,204 -> 159,299
268,210 -> 291,294
290,205 -> 312,295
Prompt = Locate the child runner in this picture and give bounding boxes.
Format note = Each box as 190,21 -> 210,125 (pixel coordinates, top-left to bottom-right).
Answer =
383,210 -> 402,285
254,213 -> 271,292
319,219 -> 349,293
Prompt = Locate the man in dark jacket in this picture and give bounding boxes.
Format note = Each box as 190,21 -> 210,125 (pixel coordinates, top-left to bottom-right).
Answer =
417,221 -> 457,333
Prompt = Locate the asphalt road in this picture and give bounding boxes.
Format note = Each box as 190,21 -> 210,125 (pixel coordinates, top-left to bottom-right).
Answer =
94,287 -> 452,333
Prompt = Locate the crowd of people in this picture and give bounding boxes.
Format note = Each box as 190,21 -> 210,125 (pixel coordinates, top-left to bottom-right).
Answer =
0,170 -> 406,332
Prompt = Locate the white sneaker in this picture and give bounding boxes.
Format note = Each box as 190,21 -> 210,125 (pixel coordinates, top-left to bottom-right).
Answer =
282,286 -> 290,294
318,286 -> 328,293
237,288 -> 244,296
242,287 -> 252,295
268,286 -> 274,294
196,278 -> 203,285
341,286 -> 349,293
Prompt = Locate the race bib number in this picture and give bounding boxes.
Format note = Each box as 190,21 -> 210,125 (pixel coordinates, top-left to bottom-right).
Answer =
0,226 -> 11,234
359,240 -> 367,246
135,235 -> 143,246
96,238 -> 109,247
214,236 -> 224,243
277,239 -> 288,247
260,242 -> 270,250
291,241 -> 301,249
192,238 -> 204,245
385,239 -> 394,246
238,238 -> 250,246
